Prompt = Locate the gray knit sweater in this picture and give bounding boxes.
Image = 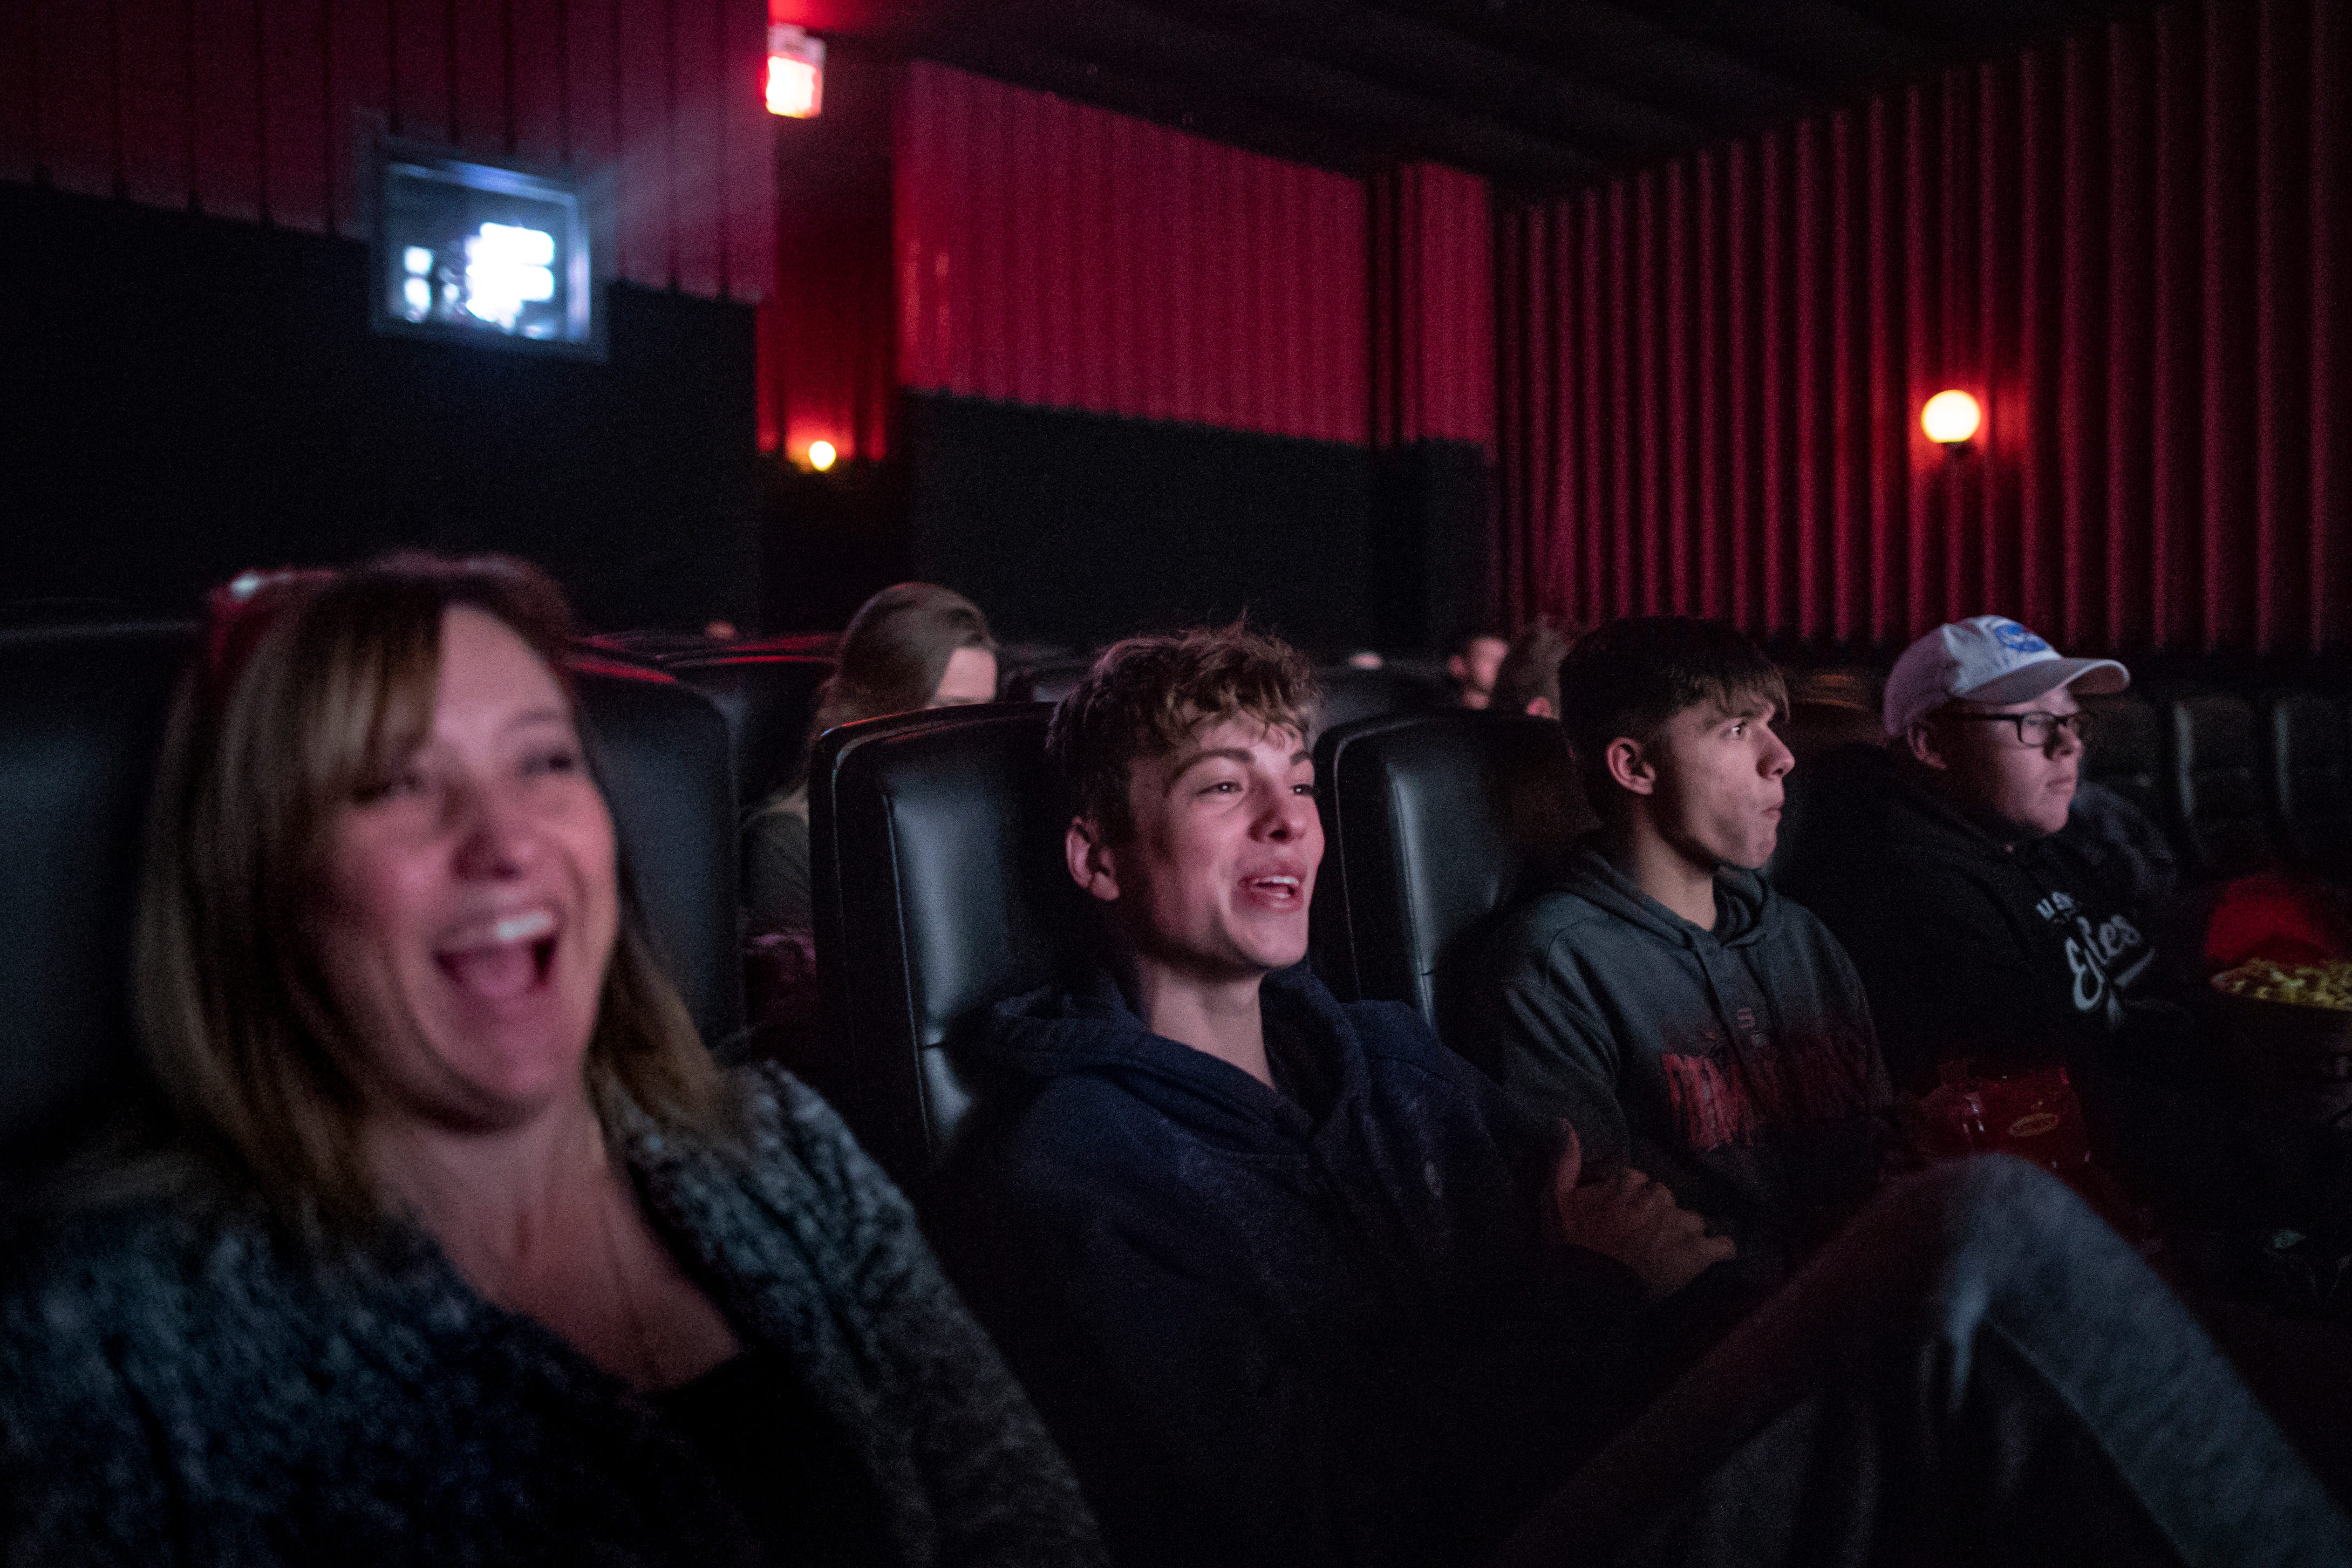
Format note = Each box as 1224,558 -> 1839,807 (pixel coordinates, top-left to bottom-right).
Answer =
0,1064 -> 1106,1567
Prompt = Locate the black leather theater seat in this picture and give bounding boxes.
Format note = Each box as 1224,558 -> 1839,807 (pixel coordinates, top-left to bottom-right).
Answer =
0,632 -> 743,1178
2079,692 -> 2167,826
2169,689 -> 2279,878
0,622 -> 194,1174
1000,658 -> 1094,706
1311,711 -> 1590,1073
663,651 -> 834,812
2269,690 -> 2352,878
808,704 -> 1081,1195
1315,663 -> 1455,732
569,657 -> 745,1052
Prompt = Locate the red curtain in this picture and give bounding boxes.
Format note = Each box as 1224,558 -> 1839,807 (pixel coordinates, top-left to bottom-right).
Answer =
4,0 -> 774,303
1498,0 -> 2352,656
759,163 -> 894,459
894,61 -> 1368,445
759,46 -> 896,461
1371,161 -> 1495,450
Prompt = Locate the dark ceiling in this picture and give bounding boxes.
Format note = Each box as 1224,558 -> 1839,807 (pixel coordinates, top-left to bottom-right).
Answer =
787,0 -> 2180,192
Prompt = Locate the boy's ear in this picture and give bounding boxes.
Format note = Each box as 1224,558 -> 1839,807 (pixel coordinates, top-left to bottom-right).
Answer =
1905,720 -> 1948,771
1066,816 -> 1122,904
1604,735 -> 1657,797
1525,696 -> 1555,720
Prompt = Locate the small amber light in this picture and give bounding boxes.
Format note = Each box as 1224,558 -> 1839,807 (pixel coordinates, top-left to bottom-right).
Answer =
1921,390 -> 1983,446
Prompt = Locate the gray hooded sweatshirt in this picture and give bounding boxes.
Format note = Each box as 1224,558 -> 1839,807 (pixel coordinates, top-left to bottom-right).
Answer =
1468,844 -> 1895,1281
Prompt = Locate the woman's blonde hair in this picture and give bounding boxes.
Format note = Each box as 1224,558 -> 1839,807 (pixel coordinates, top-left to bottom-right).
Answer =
134,553 -> 731,1235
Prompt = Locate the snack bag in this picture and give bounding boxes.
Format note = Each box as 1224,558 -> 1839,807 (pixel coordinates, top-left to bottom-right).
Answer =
1917,1060 -> 2092,1176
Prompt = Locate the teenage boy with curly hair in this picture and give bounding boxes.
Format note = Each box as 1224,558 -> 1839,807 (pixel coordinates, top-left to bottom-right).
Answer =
946,624 -> 2347,1568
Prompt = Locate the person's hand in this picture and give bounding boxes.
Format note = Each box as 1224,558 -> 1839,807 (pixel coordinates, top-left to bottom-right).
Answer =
1549,1126 -> 1734,1299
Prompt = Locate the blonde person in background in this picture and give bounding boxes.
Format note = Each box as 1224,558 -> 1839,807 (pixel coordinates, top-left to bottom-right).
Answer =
742,582 -> 998,939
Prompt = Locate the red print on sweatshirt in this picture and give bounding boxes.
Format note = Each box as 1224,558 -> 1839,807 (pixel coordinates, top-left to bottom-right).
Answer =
1660,1032 -> 1874,1153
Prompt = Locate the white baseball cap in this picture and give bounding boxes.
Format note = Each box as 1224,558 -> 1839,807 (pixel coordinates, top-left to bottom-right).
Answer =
1883,616 -> 2129,737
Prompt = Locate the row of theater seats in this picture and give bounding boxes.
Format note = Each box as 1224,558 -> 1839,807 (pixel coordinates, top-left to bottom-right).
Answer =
1769,674 -> 2352,889
582,633 -> 836,819
797,684 -> 2352,1205
583,632 -> 1458,827
800,702 -> 1579,1200
2073,687 -> 2352,883
10,613 -> 2341,1212
602,621 -> 2352,903
0,619 -> 1464,1187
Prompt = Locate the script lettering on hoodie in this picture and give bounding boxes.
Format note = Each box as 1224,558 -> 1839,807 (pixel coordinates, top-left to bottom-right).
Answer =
2036,890 -> 2150,1024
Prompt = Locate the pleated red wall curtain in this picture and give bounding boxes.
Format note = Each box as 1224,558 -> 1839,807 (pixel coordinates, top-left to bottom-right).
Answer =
760,180 -> 894,460
1372,161 -> 1495,450
4,0 -> 776,304
894,60 -> 1369,445
1498,0 -> 2351,656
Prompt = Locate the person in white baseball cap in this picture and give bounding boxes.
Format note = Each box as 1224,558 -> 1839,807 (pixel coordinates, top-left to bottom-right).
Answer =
1883,616 -> 2129,841
1773,615 -> 2164,1088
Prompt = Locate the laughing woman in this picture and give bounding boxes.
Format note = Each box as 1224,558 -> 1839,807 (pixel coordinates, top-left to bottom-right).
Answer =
0,556 -> 1102,1567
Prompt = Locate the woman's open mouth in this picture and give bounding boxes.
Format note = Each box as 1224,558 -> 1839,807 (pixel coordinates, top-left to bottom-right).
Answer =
434,908 -> 560,999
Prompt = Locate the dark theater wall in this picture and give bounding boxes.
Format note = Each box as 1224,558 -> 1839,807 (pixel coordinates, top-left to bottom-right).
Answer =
902,392 -> 1376,650
2,185 -> 759,631
3,0 -> 774,628
4,0 -> 774,301
1498,0 -> 2352,658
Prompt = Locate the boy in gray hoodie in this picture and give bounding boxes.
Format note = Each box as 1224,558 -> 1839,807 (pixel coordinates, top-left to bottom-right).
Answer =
1470,617 -> 1894,1286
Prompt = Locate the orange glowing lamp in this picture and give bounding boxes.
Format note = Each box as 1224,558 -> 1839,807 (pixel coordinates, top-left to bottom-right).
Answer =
1921,390 -> 1983,447
766,25 -> 823,118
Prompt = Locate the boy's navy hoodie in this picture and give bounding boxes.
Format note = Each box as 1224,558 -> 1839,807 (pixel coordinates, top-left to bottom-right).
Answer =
942,964 -> 1648,1568
1469,844 -> 1893,1283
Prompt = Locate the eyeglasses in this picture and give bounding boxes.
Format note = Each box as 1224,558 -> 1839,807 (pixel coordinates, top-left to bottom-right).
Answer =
200,567 -> 340,707
1944,710 -> 2084,748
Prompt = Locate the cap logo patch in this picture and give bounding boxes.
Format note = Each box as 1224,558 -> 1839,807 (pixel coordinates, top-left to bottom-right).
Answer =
1990,620 -> 2049,653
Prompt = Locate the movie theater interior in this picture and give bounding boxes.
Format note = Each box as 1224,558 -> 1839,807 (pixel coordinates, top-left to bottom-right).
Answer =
7,0 -> 2352,1562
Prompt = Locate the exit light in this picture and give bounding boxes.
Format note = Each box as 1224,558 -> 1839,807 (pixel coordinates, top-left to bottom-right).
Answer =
767,25 -> 823,118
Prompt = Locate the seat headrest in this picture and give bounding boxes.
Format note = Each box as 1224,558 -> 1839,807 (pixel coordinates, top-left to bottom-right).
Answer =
2081,692 -> 2162,769
1314,664 -> 1454,732
1002,660 -> 1094,706
2271,691 -> 2352,873
0,623 -> 194,1171
664,652 -> 835,810
1313,711 -> 1587,1067
810,704 -> 1085,1188
570,659 -> 745,1051
2169,690 -> 2276,878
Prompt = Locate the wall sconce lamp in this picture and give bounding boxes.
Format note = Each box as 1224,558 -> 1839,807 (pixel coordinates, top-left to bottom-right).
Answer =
1921,390 -> 1982,453
804,440 -> 837,472
766,25 -> 823,118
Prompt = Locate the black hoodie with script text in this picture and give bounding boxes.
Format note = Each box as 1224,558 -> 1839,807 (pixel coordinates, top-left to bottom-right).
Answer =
1773,745 -> 2170,1090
